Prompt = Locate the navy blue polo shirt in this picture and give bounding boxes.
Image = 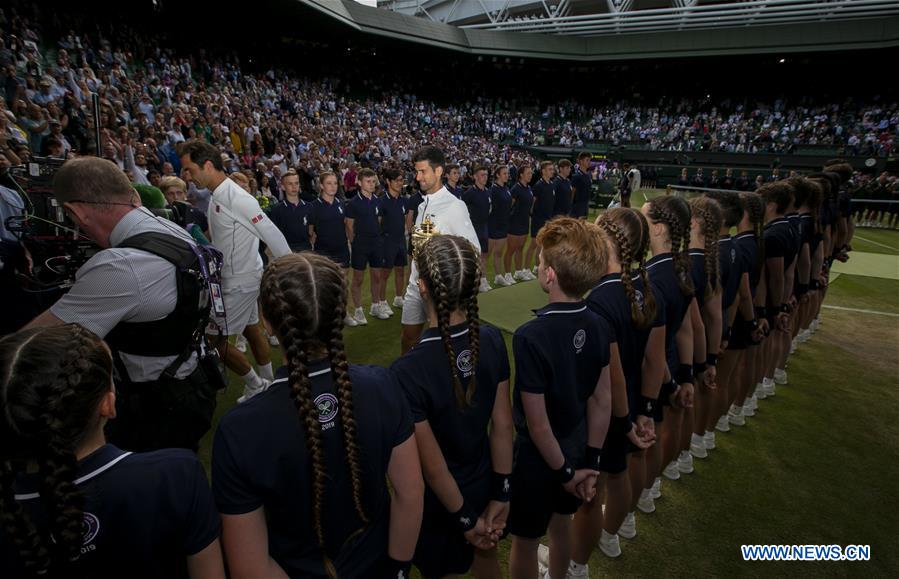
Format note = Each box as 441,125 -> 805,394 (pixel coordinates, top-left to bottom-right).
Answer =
646,253 -> 692,371
512,301 -> 610,462
2,445 -> 219,579
509,183 -> 533,235
690,249 -> 708,309
764,217 -> 796,270
379,194 -> 407,240
532,179 -> 556,221
269,198 -> 312,251
309,196 -> 348,253
586,273 -> 658,405
462,186 -> 491,226
406,191 -> 424,225
553,176 -> 572,216
786,213 -> 802,258
799,212 -> 815,247
212,363 -> 412,578
447,183 -> 464,199
392,324 -> 509,489
571,168 -> 592,217
734,231 -> 760,297
345,194 -> 381,239
488,184 -> 512,233
719,236 -> 740,312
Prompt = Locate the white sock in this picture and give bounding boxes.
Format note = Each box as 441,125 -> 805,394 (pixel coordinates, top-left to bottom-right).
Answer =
241,368 -> 262,388
569,561 -> 588,574
258,362 -> 274,382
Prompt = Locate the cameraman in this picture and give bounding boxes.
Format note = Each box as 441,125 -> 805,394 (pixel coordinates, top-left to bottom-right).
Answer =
25,157 -> 222,453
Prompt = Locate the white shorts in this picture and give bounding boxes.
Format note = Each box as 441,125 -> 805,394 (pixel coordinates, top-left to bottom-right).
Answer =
400,280 -> 427,325
208,286 -> 260,336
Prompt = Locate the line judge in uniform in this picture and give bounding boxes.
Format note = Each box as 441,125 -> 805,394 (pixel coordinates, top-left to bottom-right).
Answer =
400,146 -> 481,354
25,157 -> 222,453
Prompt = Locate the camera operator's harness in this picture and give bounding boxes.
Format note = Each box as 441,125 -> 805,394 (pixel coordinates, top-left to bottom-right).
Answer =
104,232 -> 225,388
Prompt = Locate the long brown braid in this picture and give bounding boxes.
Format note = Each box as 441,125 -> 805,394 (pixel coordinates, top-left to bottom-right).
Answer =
596,208 -> 658,329
689,196 -> 724,294
647,195 -> 694,296
0,325 -> 112,576
260,253 -> 367,578
740,191 -> 766,265
415,235 -> 482,409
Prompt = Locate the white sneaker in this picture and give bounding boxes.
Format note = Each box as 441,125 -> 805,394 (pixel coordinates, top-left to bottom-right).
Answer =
703,430 -> 717,449
763,377 -> 776,396
370,303 -> 389,320
650,477 -> 662,499
618,512 -> 637,539
479,277 -> 492,293
755,382 -> 767,400
790,339 -> 797,355
344,313 -> 358,327
637,488 -> 656,513
525,269 -> 537,280
728,405 -> 746,426
690,435 -> 708,458
494,274 -> 509,287
743,397 -> 757,416
774,368 -> 788,385
393,296 -> 405,308
663,460 -> 681,480
380,301 -> 395,316
237,378 -> 270,403
678,450 -> 695,473
504,272 -> 515,285
798,329 -> 810,344
235,335 -> 248,353
598,530 -> 622,558
715,415 -> 731,432
513,270 -> 528,281
268,334 -> 280,347
354,307 -> 368,326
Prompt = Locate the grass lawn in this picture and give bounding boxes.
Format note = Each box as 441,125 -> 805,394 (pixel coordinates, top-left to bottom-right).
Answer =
198,207 -> 899,577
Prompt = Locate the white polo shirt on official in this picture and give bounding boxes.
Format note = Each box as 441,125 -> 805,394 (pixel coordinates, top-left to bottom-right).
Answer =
401,185 -> 480,325
207,177 -> 291,291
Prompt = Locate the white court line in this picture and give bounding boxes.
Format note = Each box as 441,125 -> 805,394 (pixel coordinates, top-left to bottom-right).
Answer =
823,305 -> 899,318
854,235 -> 899,252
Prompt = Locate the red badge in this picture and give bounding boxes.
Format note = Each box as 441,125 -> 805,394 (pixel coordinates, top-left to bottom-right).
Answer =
251,214 -> 264,224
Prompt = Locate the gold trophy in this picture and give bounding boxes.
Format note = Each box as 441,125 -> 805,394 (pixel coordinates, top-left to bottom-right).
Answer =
411,213 -> 440,258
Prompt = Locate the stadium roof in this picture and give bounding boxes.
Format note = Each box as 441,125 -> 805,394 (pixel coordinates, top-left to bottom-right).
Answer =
304,0 -> 899,60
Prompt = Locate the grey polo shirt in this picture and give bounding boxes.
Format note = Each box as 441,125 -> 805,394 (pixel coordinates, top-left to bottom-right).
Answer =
0,185 -> 24,244
51,207 -> 199,382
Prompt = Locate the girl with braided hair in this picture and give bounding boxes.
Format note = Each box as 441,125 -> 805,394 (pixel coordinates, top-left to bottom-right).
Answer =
565,208 -> 662,566
685,196 -> 724,462
703,192 -> 749,434
391,234 -> 513,579
724,192 -> 768,426
0,324 -> 224,579
793,178 -> 823,348
640,195 -> 698,486
212,253 -> 423,579
754,181 -> 797,401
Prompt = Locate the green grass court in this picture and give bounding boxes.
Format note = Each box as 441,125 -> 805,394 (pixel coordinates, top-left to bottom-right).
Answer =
199,191 -> 899,577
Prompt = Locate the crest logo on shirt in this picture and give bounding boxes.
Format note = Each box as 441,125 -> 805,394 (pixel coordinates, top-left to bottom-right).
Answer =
730,248 -> 737,263
251,214 -> 265,224
82,512 -> 100,545
573,329 -> 586,353
315,393 -> 339,427
457,349 -> 474,376
634,289 -> 645,310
